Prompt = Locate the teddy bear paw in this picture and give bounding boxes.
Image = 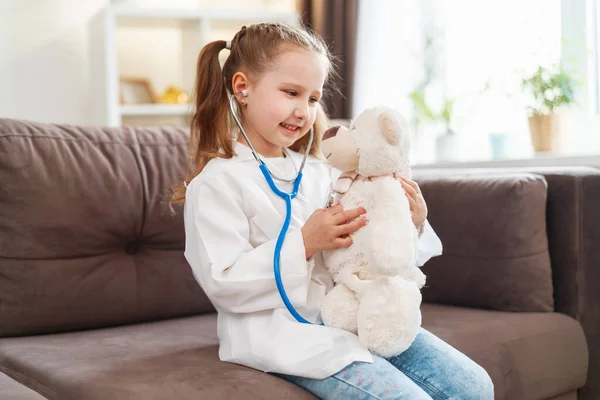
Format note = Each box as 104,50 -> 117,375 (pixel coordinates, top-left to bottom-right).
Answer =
409,267 -> 427,289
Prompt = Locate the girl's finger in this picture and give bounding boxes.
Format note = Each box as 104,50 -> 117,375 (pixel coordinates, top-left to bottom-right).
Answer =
335,217 -> 367,236
333,236 -> 353,248
406,193 -> 417,208
401,176 -> 421,193
333,207 -> 366,225
327,204 -> 344,215
401,179 -> 418,199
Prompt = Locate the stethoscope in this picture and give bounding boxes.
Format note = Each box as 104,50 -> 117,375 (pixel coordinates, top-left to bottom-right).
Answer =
229,91 -> 320,325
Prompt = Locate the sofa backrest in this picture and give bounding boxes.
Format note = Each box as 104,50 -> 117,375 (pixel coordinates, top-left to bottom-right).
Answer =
414,166 -> 600,319
0,119 -> 214,337
413,171 -> 555,312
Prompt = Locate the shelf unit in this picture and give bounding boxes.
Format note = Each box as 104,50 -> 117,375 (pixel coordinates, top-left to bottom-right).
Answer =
89,3 -> 299,127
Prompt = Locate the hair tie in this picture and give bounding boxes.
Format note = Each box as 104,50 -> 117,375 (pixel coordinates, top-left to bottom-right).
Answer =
225,40 -> 231,50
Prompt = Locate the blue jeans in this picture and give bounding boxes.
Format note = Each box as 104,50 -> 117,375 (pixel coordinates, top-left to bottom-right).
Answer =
275,329 -> 494,399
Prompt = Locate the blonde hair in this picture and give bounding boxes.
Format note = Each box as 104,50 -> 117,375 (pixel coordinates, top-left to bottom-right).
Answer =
170,23 -> 334,204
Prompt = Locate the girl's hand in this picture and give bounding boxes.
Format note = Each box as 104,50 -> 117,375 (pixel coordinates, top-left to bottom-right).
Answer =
398,176 -> 427,233
301,205 -> 367,259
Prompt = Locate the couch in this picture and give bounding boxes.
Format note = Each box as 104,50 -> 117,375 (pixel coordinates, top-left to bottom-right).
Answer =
0,118 -> 596,399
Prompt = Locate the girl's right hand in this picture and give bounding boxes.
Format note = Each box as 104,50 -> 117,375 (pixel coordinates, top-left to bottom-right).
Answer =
301,204 -> 367,259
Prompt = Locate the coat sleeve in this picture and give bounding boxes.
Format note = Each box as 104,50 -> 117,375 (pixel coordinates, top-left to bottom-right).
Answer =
185,175 -> 311,314
415,219 -> 443,267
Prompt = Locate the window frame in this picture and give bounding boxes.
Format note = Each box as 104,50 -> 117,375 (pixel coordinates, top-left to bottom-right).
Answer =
561,0 -> 600,115
593,0 -> 600,114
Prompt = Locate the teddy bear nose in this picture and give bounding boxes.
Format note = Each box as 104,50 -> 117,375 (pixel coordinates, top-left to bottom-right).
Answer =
323,125 -> 340,141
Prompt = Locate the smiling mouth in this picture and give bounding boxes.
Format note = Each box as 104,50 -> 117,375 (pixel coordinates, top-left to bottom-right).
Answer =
280,123 -> 300,134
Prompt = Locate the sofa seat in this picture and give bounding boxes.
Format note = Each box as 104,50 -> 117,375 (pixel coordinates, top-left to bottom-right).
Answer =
0,304 -> 588,400
1,372 -> 47,400
0,314 -> 315,400
422,303 -> 588,400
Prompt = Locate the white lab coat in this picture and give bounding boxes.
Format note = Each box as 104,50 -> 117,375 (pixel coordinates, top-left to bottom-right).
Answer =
184,141 -> 443,379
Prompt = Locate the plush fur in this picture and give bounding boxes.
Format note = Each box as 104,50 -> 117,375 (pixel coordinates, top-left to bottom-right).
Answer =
320,106 -> 425,357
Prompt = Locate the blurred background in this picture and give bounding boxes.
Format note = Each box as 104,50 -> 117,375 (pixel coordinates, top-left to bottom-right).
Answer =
0,0 -> 599,165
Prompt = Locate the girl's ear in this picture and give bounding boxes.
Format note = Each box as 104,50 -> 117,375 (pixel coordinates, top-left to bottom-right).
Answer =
232,72 -> 250,96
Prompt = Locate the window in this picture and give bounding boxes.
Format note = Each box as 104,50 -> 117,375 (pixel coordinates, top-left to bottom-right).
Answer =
354,0 -> 600,162
427,0 -> 563,159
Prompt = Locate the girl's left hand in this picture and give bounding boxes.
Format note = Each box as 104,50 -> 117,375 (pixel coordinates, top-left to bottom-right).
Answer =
397,176 -> 427,232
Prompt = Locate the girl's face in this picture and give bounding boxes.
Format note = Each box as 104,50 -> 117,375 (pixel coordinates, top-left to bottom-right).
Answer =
234,48 -> 327,158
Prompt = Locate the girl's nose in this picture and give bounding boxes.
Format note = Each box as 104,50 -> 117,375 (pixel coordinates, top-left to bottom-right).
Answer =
294,102 -> 310,120
323,125 -> 340,140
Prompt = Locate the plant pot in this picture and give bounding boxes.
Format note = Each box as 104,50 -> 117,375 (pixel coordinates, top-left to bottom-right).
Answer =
528,113 -> 559,152
435,129 -> 460,162
410,124 -> 437,164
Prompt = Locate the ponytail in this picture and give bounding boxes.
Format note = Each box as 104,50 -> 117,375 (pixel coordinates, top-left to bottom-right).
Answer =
171,41 -> 233,204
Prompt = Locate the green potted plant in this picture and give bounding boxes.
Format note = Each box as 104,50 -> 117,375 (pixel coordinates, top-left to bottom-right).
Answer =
409,89 -> 460,161
521,63 -> 576,152
409,90 -> 456,134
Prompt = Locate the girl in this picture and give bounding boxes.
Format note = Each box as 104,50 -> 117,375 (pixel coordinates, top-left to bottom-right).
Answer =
172,23 -> 494,399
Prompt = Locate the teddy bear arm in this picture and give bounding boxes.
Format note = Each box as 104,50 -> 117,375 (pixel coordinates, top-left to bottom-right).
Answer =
337,267 -> 371,297
408,267 -> 427,289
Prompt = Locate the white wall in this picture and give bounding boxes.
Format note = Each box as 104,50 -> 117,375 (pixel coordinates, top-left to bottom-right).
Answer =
0,0 -> 109,125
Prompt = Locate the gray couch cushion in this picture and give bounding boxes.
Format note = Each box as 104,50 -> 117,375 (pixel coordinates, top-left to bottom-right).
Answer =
415,172 -> 554,312
0,119 -> 212,337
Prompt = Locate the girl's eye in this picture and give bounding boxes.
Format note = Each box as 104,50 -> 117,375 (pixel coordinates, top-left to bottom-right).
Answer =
284,89 -> 318,103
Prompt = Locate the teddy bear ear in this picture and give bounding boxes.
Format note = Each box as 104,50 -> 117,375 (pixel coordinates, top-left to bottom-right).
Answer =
378,110 -> 401,145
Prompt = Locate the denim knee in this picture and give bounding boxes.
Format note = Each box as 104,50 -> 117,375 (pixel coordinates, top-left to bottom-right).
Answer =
450,365 -> 494,400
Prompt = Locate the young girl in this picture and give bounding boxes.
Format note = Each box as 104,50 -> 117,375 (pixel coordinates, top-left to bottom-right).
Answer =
173,23 -> 494,399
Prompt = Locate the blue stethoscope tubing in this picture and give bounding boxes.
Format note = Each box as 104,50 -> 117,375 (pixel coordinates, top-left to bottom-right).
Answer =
229,93 -> 320,325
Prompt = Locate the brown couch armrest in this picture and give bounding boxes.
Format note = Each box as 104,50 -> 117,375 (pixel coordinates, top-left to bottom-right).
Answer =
522,167 -> 600,400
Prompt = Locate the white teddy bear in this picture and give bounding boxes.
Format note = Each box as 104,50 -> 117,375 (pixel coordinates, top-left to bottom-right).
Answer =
320,106 -> 426,357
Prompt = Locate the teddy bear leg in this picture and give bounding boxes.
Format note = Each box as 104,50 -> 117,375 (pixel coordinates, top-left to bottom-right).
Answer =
321,284 -> 359,334
356,279 -> 422,357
